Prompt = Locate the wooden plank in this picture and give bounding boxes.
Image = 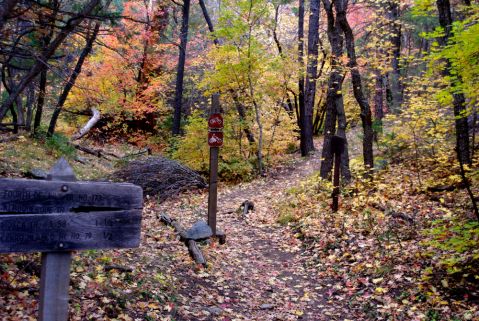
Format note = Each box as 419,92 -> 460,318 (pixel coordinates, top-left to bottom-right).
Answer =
40,157 -> 75,321
39,252 -> 71,321
0,179 -> 143,214
0,209 -> 142,253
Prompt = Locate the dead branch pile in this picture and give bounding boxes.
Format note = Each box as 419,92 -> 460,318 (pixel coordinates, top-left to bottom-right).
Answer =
110,157 -> 207,201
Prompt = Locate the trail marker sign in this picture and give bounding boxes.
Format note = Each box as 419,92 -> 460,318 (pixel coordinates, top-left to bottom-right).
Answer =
208,113 -> 223,129
208,131 -> 224,148
0,158 -> 143,321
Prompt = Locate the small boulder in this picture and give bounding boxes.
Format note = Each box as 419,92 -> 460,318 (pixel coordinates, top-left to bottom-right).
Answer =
186,220 -> 213,241
25,168 -> 48,180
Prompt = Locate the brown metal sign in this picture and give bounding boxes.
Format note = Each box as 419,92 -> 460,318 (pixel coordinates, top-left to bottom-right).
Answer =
208,131 -> 224,147
208,113 -> 223,129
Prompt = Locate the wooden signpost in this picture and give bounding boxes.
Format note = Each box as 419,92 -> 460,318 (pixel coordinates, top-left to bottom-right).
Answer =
0,158 -> 143,321
331,135 -> 345,212
207,94 -> 222,235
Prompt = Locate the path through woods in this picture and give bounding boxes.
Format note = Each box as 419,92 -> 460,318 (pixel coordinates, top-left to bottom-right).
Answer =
145,137 -> 358,320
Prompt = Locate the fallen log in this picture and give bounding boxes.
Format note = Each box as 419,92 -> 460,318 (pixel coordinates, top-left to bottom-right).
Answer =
159,213 -> 206,266
187,240 -> 206,267
72,107 -> 100,141
71,143 -> 120,160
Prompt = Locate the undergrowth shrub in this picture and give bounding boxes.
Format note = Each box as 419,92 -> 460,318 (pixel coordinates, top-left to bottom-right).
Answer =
422,218 -> 479,296
172,107 -> 297,182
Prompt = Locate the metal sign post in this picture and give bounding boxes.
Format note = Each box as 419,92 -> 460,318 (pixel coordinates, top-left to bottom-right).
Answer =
207,94 -> 222,235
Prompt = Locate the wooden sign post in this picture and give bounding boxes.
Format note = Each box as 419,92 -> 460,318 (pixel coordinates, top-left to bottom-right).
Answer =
331,135 -> 345,212
0,158 -> 143,321
207,94 -> 222,236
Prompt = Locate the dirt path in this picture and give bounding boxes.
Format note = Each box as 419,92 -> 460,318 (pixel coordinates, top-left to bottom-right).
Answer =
152,142 -> 348,321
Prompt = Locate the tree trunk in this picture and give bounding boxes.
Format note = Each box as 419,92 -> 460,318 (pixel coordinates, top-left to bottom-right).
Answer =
297,0 -> 305,144
374,70 -> 384,139
172,0 -> 191,136
301,0 -> 319,156
436,0 -> 470,165
33,70 -> 47,134
0,0 -> 103,122
199,0 -> 219,46
25,84 -> 35,131
387,0 -> 402,112
335,0 -> 374,173
232,93 -> 256,144
320,0 -> 351,181
48,22 -> 102,136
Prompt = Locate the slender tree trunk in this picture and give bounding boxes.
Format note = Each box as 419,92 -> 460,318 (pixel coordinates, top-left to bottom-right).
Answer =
374,70 -> 384,140
48,22 -> 101,136
172,0 -> 191,135
246,1 -> 263,175
335,0 -> 374,173
0,0 -> 103,122
25,84 -> 34,131
436,0 -> 470,165
199,0 -> 219,46
320,0 -> 351,181
33,70 -> 47,134
387,0 -> 402,111
297,0 -> 305,142
301,0 -> 319,156
232,92 -> 255,144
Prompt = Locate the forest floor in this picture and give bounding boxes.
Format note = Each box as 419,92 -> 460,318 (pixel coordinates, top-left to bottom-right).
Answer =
1,133 -> 478,321
153,138 -> 336,321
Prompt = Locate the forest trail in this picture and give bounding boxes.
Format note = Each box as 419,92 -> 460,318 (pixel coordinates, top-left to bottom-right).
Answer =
151,138 -> 351,321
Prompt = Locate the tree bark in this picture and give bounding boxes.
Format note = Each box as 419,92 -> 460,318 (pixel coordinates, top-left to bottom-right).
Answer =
172,0 -> 191,136
0,0 -> 103,122
48,22 -> 102,136
320,0 -> 351,181
301,0 -> 319,156
387,0 -> 402,111
297,0 -> 305,146
436,0 -> 470,165
232,92 -> 255,144
71,108 -> 101,140
335,0 -> 374,173
199,0 -> 219,46
374,70 -> 384,137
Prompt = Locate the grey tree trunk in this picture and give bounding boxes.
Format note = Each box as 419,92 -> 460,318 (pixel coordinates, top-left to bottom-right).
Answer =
320,0 -> 350,181
172,0 -> 191,136
301,0 -> 319,156
335,0 -> 374,173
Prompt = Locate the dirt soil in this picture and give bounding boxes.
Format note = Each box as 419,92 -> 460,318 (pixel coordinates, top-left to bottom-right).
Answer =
149,140 -> 346,321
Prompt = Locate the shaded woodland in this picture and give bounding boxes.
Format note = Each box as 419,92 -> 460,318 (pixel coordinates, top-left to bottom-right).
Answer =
0,0 -> 479,320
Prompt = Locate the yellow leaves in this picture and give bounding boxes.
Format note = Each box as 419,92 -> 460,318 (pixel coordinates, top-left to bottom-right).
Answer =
294,310 -> 304,316
375,287 -> 388,294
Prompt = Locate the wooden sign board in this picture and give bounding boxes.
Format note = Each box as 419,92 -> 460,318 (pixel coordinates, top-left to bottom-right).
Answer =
208,113 -> 223,129
208,131 -> 224,147
0,179 -> 143,253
